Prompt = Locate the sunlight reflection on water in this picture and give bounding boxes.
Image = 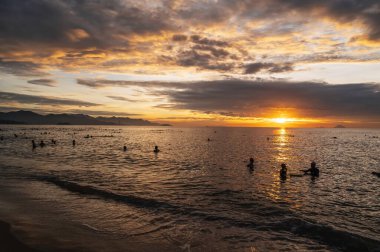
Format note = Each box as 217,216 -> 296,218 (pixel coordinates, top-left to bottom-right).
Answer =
0,126 -> 379,251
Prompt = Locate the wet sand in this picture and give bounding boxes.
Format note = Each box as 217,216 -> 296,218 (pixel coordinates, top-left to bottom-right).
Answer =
0,220 -> 39,252
0,178 -> 179,252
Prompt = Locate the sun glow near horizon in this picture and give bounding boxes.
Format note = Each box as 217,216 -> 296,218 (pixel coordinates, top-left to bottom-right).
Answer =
266,116 -> 324,127
272,118 -> 290,124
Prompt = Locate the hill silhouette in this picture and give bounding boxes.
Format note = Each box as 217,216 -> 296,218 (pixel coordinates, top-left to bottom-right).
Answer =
0,110 -> 170,126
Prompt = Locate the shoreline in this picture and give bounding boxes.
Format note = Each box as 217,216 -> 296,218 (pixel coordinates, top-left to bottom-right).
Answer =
0,219 -> 39,252
0,177 -> 175,252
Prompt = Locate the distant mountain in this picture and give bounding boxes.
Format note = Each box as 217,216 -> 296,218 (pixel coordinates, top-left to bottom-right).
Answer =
0,110 -> 44,124
334,124 -> 346,128
0,110 -> 171,126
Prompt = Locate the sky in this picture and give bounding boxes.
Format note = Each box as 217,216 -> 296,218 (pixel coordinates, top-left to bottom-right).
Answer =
1,0 -> 380,127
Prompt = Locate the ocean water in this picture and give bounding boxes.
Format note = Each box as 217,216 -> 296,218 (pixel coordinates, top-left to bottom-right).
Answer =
0,126 -> 379,252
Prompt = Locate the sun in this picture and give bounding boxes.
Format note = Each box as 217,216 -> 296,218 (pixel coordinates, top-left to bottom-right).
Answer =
272,118 -> 289,124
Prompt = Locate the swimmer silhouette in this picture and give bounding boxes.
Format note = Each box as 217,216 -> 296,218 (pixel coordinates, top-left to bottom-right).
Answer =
123,146 -> 127,151
0,136 -> 3,141
39,140 -> 45,147
32,140 -> 37,149
51,139 -> 56,144
14,134 -> 18,138
154,145 -> 160,153
207,138 -> 211,141
72,140 -> 76,146
247,158 -> 255,170
303,161 -> 319,177
280,163 -> 287,180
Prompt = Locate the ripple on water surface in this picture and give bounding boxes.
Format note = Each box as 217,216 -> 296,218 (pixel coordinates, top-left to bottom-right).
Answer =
0,126 -> 379,251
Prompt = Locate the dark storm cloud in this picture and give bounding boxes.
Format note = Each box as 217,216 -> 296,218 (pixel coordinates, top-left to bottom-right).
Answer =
76,77 -> 380,119
1,0 -> 379,80
245,63 -> 294,74
279,0 -> 380,40
0,59 -> 47,77
155,80 -> 380,119
176,0 -> 380,41
176,49 -> 234,71
171,35 -> 236,72
0,91 -> 98,107
1,0 -> 379,55
0,0 -> 171,51
234,0 -> 380,41
27,79 -> 56,87
190,35 -> 229,47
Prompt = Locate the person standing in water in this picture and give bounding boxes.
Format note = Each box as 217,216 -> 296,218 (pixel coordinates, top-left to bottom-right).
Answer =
247,158 -> 255,170
39,140 -> 45,147
280,163 -> 287,179
72,140 -> 76,146
123,146 -> 127,151
304,161 -> 319,177
154,145 -> 160,153
32,140 -> 37,149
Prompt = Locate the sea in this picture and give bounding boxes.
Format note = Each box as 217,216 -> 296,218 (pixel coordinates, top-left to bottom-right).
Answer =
0,126 -> 379,252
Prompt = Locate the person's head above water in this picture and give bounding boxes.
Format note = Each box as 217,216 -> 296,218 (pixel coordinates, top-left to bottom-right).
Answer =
311,161 -> 316,168
249,158 -> 254,163
281,163 -> 287,169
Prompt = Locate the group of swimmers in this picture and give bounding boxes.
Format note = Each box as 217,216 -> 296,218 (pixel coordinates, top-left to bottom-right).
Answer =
3,135 -> 374,179
3,132 -> 379,180
31,139 -> 67,149
247,158 -> 320,179
30,135 -> 320,178
31,138 -> 77,149
31,138 -> 161,154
